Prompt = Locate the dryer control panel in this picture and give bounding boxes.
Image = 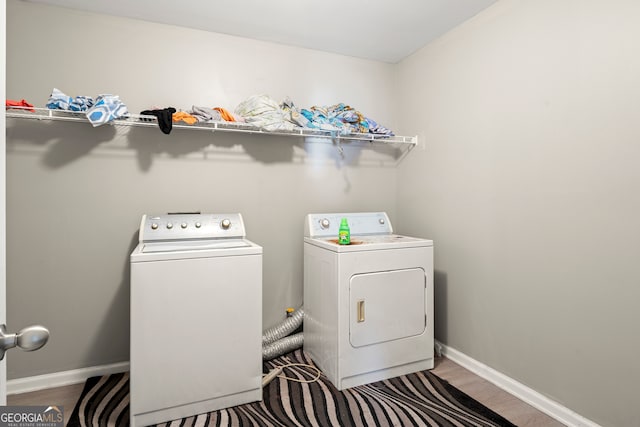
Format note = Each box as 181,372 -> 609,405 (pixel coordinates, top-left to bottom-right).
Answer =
305,212 -> 393,237
139,213 -> 246,242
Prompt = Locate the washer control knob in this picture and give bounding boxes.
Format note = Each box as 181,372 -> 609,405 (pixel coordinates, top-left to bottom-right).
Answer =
195,222 -> 202,228
181,223 -> 187,229
221,219 -> 231,230
321,219 -> 330,229
166,223 -> 173,229
151,223 -> 158,230
379,218 -> 385,225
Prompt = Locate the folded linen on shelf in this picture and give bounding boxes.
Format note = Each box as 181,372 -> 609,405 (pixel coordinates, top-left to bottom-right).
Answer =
172,111 -> 198,125
70,96 -> 95,112
46,88 -> 129,126
189,106 -> 223,123
280,97 -> 310,128
214,107 -> 242,122
6,99 -> 35,112
235,94 -> 294,131
85,95 -> 129,127
301,103 -> 394,136
301,106 -> 347,134
365,117 -> 394,136
47,88 -> 94,111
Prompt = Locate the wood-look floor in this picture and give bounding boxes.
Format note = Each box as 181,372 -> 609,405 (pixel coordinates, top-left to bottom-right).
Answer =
432,358 -> 564,426
8,381 -> 85,426
7,356 -> 565,426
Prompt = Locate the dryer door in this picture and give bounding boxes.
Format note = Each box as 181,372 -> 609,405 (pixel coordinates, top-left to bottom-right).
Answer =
349,268 -> 426,348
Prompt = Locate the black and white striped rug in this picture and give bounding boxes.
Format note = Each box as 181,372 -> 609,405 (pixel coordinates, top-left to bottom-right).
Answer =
68,350 -> 516,426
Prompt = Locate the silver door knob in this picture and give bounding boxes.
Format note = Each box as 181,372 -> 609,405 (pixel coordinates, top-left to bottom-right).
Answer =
0,324 -> 50,360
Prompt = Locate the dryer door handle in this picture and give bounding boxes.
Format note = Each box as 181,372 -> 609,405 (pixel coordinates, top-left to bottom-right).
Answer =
357,300 -> 365,323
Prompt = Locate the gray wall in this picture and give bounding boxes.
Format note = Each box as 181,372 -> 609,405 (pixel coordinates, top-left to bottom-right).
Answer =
6,0 -> 399,378
395,1 -> 640,426
7,0 -> 640,425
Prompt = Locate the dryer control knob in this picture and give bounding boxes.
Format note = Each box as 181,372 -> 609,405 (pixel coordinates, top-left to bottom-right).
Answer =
166,223 -> 173,229
221,219 -> 231,229
181,223 -> 187,229
195,222 -> 202,228
379,218 -> 385,224
321,219 -> 330,229
151,223 -> 158,230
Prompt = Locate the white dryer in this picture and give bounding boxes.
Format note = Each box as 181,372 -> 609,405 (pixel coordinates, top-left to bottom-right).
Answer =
130,213 -> 262,427
303,212 -> 433,390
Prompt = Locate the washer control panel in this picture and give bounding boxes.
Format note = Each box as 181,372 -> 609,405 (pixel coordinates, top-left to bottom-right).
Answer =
304,212 -> 393,237
139,213 -> 246,242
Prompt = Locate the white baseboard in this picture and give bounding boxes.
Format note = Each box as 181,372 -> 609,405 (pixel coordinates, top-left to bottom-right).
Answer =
7,361 -> 129,395
436,341 -> 600,427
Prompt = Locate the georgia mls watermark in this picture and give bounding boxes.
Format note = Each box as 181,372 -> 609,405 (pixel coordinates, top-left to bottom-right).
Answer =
0,406 -> 63,427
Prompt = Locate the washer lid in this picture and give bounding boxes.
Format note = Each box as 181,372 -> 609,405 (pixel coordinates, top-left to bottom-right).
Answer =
141,239 -> 251,253
130,238 -> 262,262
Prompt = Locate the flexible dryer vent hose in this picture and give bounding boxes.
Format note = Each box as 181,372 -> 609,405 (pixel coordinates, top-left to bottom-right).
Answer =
262,333 -> 304,361
262,308 -> 304,346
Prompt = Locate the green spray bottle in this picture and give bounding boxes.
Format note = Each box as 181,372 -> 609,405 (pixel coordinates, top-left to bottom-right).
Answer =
338,218 -> 351,245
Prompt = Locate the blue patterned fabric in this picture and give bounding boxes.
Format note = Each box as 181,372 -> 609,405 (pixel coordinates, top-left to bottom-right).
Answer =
46,88 -> 74,110
365,117 -> 394,136
69,96 -> 94,112
86,95 -> 129,127
46,88 -> 127,126
299,103 -> 394,135
46,88 -> 94,112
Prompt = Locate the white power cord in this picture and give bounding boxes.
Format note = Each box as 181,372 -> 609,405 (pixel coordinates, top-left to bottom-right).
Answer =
262,363 -> 322,387
262,366 -> 283,387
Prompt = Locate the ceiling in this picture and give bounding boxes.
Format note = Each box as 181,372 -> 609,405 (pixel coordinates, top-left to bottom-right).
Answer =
24,0 -> 497,63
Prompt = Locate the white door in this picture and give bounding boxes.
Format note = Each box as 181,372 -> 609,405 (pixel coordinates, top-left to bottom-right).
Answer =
2,1 -> 8,405
1,6 -> 49,404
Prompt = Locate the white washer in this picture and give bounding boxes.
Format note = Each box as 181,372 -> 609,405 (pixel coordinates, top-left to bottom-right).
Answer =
303,212 -> 434,390
130,213 -> 262,427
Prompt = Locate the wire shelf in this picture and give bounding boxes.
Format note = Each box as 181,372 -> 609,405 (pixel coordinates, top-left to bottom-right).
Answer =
6,107 -> 418,149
